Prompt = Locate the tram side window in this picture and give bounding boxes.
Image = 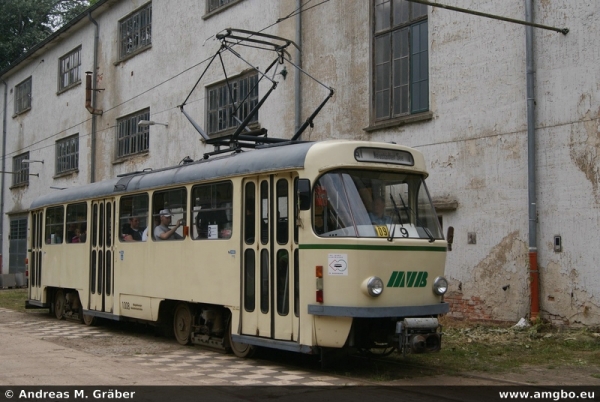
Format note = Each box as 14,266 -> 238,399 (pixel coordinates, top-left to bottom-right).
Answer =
119,194 -> 149,242
152,188 -> 187,241
66,203 -> 87,243
45,206 -> 64,244
192,182 -> 232,240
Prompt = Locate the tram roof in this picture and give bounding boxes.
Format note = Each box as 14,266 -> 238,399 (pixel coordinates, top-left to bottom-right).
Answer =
30,141 -> 316,209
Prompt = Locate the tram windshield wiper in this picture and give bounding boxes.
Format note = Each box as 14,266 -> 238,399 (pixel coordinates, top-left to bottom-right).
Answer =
397,193 -> 435,243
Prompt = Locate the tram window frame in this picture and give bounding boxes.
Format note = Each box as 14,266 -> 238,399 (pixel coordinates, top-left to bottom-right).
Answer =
65,203 -> 87,244
151,188 -> 187,241
45,206 -> 64,245
276,179 -> 289,245
119,193 -> 149,242
191,181 -> 233,240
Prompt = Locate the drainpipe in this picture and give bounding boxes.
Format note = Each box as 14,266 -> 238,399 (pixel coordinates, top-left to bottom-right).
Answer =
525,0 -> 539,320
0,78 -> 7,274
88,11 -> 100,183
294,0 -> 302,136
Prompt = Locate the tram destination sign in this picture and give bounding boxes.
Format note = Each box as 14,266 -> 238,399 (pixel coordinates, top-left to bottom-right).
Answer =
354,147 -> 414,166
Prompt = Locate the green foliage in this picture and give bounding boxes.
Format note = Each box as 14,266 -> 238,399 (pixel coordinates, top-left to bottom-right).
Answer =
0,0 -> 92,71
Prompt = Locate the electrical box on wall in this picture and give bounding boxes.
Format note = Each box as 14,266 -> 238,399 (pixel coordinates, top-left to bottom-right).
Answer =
554,235 -> 562,252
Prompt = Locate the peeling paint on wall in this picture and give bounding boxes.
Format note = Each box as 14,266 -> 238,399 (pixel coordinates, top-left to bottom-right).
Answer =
447,231 -> 529,322
541,260 -> 600,326
569,107 -> 600,204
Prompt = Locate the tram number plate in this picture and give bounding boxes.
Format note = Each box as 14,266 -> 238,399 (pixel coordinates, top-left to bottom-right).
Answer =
374,225 -> 388,237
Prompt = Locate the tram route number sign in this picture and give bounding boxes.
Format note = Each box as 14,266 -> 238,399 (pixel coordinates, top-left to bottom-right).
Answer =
328,254 -> 348,276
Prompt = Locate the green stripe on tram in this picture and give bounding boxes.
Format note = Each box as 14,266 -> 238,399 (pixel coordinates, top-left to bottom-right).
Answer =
298,244 -> 447,252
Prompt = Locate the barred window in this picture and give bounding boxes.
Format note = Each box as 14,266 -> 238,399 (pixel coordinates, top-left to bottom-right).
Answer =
207,0 -> 239,13
59,47 -> 81,91
116,109 -> 150,158
373,0 -> 428,121
12,153 -> 30,187
10,218 -> 27,240
56,135 -> 79,174
15,77 -> 32,114
207,72 -> 258,136
119,2 -> 152,59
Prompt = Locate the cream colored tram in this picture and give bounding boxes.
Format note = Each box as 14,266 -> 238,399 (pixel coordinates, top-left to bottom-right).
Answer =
26,140 -> 449,357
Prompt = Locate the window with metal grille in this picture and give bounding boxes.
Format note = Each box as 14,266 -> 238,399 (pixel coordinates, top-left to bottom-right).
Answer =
56,135 -> 79,174
207,0 -> 239,13
58,47 -> 81,91
373,0 -> 428,121
10,218 -> 26,240
116,109 -> 150,158
12,153 -> 30,186
14,77 -> 32,114
207,72 -> 258,136
9,217 -> 27,274
119,2 -> 152,59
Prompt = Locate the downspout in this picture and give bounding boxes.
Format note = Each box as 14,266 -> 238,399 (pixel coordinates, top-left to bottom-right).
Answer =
0,78 -> 7,274
525,0 -> 539,320
88,11 -> 101,183
294,0 -> 302,136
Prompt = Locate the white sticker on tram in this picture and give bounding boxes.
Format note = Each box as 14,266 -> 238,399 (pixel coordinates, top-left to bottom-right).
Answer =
328,254 -> 348,276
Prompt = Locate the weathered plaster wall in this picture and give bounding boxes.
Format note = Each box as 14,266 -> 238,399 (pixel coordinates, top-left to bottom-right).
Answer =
1,0 -> 598,326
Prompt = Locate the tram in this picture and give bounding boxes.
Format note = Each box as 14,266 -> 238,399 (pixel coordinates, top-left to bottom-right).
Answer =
26,29 -> 449,358
26,139 -> 450,357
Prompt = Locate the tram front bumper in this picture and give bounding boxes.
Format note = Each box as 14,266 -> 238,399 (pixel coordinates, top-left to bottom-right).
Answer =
397,317 -> 441,355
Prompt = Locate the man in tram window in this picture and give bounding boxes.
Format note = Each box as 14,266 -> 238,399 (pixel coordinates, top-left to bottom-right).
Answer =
369,196 -> 387,225
122,215 -> 145,241
154,209 -> 183,241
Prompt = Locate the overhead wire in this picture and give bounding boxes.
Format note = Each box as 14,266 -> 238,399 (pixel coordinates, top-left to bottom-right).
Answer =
1,0 -> 330,162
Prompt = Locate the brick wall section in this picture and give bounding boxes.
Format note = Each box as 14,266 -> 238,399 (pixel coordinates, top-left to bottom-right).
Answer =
444,291 -> 492,321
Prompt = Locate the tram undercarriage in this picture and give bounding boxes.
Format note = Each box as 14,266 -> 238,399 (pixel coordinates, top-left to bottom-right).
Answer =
348,316 -> 442,356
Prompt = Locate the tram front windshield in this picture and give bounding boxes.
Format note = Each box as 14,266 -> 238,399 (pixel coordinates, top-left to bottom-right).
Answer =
313,169 -> 442,240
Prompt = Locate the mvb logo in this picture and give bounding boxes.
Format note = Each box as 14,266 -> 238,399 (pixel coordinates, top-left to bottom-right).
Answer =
387,271 -> 428,288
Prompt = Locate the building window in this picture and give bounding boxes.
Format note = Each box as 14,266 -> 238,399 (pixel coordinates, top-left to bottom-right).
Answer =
12,153 -> 30,187
207,72 -> 258,136
14,77 -> 32,115
207,0 -> 239,13
116,109 -> 150,158
373,0 -> 428,121
56,135 -> 79,175
59,47 -> 81,91
119,2 -> 152,59
9,216 -> 28,274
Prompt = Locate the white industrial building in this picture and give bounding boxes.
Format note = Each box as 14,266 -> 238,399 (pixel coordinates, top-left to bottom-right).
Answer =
0,0 -> 598,326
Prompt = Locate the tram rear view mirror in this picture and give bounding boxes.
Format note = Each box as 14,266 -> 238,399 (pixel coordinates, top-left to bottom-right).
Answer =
446,226 -> 454,251
297,179 -> 311,211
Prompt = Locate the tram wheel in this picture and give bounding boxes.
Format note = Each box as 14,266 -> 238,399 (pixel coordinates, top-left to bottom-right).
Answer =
173,303 -> 193,345
81,312 -> 96,326
54,290 -> 66,320
226,321 -> 256,358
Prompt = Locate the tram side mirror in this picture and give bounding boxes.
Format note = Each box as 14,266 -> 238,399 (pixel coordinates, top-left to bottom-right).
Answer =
297,179 -> 311,211
446,226 -> 454,251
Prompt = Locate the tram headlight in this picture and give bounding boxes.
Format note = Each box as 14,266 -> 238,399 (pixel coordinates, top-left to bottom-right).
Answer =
432,276 -> 448,295
362,276 -> 384,297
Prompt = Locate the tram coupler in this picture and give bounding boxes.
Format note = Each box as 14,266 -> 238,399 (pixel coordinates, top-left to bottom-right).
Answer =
396,317 -> 442,356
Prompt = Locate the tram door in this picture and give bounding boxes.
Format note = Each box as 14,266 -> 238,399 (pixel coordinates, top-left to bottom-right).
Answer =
241,175 -> 296,341
88,199 -> 115,313
28,210 -> 44,301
